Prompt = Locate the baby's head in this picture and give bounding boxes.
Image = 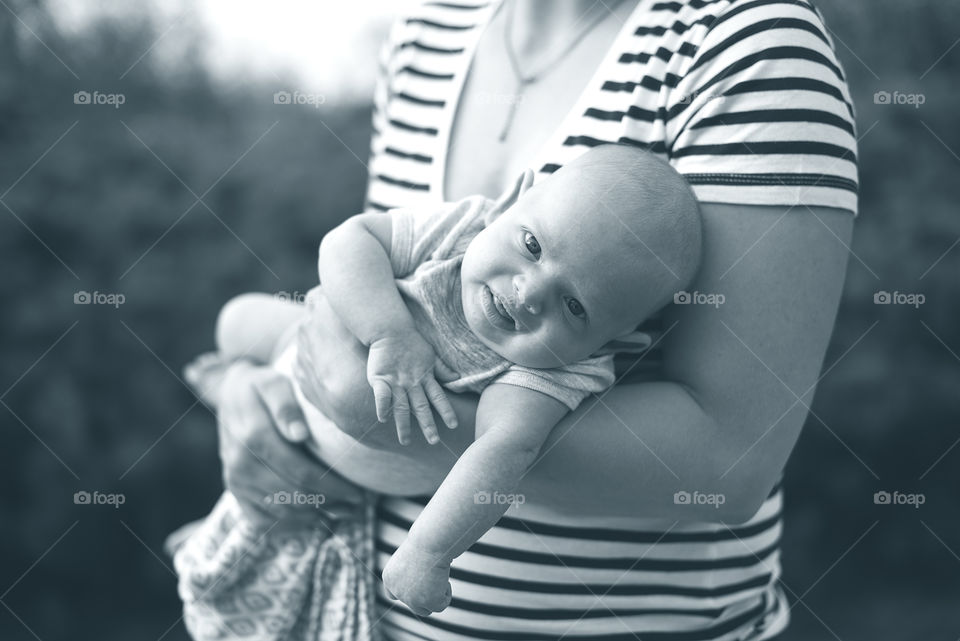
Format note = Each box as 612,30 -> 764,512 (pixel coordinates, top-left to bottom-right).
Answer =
461,144 -> 702,369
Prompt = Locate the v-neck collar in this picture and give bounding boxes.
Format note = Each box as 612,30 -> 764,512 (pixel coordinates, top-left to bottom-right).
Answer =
435,0 -> 651,202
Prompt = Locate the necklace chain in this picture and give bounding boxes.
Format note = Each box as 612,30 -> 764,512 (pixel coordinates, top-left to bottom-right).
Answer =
499,0 -> 630,141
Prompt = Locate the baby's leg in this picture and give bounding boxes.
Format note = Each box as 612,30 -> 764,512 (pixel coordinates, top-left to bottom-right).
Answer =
216,292 -> 305,363
185,293 -> 306,407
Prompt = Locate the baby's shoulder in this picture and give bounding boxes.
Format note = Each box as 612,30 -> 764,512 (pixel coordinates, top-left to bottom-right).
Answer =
413,195 -> 494,261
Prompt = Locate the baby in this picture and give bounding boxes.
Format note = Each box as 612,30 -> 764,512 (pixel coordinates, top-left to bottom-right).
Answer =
173,144 -> 702,632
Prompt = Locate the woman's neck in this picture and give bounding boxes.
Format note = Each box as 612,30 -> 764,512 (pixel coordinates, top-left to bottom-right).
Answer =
508,0 -> 628,61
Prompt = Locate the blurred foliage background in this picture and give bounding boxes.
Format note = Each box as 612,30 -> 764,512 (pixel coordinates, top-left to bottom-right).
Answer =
1,1 -> 958,639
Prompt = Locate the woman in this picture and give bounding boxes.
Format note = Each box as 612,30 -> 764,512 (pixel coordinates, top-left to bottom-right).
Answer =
216,0 -> 857,638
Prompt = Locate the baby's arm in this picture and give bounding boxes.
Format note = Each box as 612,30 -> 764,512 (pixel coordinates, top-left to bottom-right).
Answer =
319,213 -> 457,444
381,383 -> 568,614
318,212 -> 412,350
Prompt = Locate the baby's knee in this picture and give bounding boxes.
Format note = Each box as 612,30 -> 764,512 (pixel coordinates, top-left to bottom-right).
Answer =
215,293 -> 277,359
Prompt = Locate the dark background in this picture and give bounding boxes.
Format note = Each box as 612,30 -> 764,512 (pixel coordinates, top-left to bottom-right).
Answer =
2,1 -> 958,639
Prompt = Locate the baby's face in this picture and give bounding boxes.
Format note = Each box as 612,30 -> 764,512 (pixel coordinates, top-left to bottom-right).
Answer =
461,187 -> 650,369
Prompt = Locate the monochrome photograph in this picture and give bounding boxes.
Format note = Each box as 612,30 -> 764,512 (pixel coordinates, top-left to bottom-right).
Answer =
2,1 -> 958,639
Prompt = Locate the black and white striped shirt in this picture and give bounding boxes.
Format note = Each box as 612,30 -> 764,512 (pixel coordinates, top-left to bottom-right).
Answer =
366,1 -> 858,639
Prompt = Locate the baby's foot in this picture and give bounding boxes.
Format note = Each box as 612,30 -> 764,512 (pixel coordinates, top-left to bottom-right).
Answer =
184,352 -> 232,408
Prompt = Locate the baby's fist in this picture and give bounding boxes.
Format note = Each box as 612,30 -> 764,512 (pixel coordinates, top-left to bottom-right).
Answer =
382,546 -> 452,616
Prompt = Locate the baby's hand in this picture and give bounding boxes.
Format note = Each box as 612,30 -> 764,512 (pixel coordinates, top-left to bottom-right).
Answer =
367,329 -> 458,445
382,546 -> 452,615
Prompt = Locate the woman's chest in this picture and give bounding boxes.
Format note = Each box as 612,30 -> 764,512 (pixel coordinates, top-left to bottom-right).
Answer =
443,10 -> 633,201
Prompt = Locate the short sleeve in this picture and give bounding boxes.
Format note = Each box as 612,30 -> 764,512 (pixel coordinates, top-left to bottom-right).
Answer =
388,196 -> 492,277
665,0 -> 859,215
494,355 -> 616,412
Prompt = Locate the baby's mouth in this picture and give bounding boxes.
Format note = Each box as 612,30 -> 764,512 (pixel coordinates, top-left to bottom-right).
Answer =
492,292 -> 515,324
480,285 -> 519,331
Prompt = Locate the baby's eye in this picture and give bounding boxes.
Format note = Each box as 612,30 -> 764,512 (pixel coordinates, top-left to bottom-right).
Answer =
523,231 -> 541,259
565,297 -> 585,318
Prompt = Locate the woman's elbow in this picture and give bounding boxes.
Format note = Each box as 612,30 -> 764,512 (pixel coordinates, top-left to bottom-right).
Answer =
708,449 -> 783,524
675,425 -> 783,524
673,479 -> 773,525
715,484 -> 773,524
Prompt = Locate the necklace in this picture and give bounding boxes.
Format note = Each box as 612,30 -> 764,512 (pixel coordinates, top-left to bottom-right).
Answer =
499,0 -> 631,141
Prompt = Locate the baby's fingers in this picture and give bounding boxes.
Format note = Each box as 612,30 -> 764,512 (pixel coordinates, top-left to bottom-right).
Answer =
371,379 -> 392,424
392,391 -> 412,446
408,385 -> 439,445
424,377 -> 458,430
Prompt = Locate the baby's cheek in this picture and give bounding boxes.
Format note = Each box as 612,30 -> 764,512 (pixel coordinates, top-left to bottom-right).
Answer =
543,329 -> 598,364
519,334 -> 569,369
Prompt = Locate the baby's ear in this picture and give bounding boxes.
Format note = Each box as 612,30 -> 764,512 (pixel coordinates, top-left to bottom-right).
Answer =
487,168 -> 535,224
592,329 -> 653,357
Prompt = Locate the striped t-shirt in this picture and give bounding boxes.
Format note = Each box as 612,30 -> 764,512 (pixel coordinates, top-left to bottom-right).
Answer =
364,1 -> 858,639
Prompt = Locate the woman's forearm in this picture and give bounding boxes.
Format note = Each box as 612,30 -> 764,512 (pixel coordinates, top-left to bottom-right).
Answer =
517,380 -> 771,523
318,371 -> 767,523
304,329 -> 767,522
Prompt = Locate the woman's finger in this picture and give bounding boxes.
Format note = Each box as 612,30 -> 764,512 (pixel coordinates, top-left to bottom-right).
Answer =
217,363 -> 366,526
370,378 -> 392,423
252,370 -> 309,441
408,385 -> 439,444
392,390 -> 411,445
424,377 -> 458,430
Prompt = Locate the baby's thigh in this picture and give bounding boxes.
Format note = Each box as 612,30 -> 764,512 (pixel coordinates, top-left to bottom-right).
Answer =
216,292 -> 305,362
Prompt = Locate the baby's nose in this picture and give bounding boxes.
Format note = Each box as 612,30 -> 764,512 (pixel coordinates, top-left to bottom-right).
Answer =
513,276 -> 541,315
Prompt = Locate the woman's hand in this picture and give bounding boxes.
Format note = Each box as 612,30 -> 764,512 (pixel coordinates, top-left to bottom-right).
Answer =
217,360 -> 363,526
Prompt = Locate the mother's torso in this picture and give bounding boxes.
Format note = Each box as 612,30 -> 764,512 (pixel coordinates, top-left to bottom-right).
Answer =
317,0 -> 859,635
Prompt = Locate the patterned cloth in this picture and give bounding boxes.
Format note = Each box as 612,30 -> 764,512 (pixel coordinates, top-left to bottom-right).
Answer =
169,492 -> 382,641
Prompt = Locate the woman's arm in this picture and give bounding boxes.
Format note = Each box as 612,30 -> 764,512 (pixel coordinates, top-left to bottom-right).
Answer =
309,202 -> 853,523
522,202 -> 854,522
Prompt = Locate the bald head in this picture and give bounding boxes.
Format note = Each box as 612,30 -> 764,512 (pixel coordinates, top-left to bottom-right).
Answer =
529,144 -> 703,313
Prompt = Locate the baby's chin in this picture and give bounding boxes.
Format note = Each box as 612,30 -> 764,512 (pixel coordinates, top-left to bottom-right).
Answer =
461,283 -> 590,368
467,315 -> 572,369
